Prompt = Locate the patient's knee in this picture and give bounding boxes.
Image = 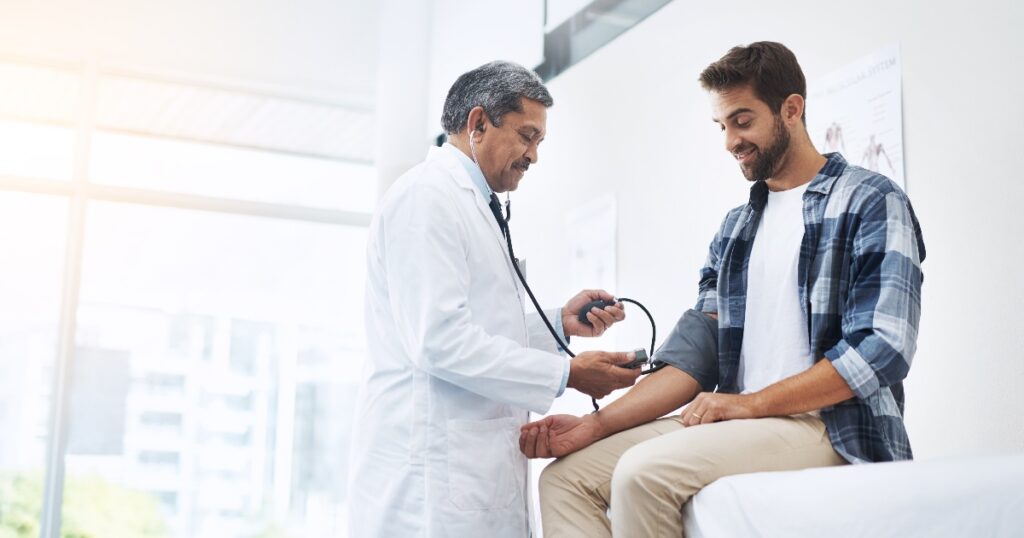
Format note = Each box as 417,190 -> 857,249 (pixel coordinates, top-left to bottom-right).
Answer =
611,444 -> 703,502
539,457 -> 576,495
610,445 -> 658,498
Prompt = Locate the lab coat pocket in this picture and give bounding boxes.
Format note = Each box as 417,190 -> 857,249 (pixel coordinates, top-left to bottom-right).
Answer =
446,417 -> 521,511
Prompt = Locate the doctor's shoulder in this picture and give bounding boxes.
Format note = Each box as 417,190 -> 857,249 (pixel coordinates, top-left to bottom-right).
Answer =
377,167 -> 467,232
378,161 -> 455,210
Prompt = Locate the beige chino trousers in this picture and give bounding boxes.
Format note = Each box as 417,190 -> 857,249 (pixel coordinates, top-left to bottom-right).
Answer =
539,414 -> 846,537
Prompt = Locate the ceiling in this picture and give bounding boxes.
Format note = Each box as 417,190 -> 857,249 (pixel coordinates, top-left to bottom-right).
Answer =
0,0 -> 380,162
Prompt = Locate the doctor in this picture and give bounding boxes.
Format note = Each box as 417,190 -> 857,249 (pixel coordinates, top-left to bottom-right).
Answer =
349,61 -> 640,537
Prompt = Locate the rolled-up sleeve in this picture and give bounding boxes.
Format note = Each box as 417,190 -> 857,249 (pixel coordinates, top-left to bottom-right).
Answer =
825,191 -> 925,399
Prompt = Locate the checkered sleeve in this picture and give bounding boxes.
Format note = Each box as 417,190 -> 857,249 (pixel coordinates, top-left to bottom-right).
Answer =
694,216 -> 727,315
825,190 -> 925,399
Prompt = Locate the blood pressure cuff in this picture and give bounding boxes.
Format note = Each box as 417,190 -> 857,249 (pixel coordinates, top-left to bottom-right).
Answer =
651,309 -> 719,391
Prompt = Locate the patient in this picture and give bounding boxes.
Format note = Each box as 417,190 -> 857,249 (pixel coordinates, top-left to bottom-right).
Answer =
519,41 -> 925,537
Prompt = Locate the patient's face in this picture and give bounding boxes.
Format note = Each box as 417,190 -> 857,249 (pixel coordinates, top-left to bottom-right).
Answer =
708,85 -> 791,182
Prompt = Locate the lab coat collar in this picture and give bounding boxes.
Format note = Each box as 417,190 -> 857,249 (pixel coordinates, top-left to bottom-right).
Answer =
427,144 -> 477,193
444,142 -> 493,200
426,144 -> 509,246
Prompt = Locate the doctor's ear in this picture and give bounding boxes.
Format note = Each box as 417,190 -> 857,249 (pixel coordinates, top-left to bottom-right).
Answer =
465,106 -> 490,138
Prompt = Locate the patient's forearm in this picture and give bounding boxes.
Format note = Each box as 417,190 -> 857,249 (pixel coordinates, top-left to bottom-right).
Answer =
752,358 -> 855,416
592,366 -> 701,439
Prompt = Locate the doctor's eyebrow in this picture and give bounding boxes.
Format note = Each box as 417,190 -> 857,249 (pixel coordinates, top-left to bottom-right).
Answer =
519,126 -> 544,141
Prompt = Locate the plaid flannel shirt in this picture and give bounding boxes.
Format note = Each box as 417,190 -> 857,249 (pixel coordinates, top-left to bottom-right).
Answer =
694,153 -> 925,463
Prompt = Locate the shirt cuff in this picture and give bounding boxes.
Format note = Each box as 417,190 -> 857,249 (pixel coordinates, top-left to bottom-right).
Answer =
553,311 -> 570,354
554,312 -> 571,396
825,341 -> 880,399
556,358 -> 571,397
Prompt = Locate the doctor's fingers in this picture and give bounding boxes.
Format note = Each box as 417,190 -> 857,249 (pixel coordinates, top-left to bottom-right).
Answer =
588,308 -> 618,330
585,313 -> 608,335
582,288 -> 615,301
602,351 -> 636,367
608,365 -> 641,388
607,304 -> 626,321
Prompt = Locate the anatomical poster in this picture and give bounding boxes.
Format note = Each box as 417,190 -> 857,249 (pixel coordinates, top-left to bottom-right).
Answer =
808,44 -> 905,189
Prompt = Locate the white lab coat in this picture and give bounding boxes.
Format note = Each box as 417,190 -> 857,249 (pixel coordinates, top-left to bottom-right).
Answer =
349,144 -> 568,537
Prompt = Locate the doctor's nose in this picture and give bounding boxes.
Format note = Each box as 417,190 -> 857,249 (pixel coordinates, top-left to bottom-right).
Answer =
524,145 -> 538,165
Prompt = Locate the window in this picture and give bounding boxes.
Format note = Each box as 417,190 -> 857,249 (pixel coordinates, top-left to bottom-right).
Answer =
140,412 -> 184,433
64,203 -> 366,537
138,451 -> 181,470
0,57 -> 372,538
0,119 -> 75,181
89,131 -> 376,212
144,373 -> 187,392
0,192 -> 67,537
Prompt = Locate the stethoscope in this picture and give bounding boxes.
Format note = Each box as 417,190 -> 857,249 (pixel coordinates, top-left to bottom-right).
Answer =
467,129 -> 662,409
489,192 -> 664,412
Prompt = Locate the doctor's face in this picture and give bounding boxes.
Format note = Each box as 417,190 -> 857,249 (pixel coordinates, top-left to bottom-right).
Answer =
474,98 -> 546,193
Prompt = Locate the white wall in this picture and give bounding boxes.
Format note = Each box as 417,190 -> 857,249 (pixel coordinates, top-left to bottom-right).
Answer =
511,0 -> 1024,460
427,0 -> 544,141
375,0 -> 546,195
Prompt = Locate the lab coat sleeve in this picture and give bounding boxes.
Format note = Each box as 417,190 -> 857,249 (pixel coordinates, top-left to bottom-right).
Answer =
380,181 -> 565,414
525,308 -> 567,354
526,309 -> 573,396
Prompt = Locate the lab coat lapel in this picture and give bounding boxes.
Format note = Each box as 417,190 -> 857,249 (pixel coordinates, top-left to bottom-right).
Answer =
427,145 -> 512,253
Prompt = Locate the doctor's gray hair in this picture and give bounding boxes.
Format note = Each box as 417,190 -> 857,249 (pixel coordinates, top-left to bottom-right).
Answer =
441,61 -> 553,135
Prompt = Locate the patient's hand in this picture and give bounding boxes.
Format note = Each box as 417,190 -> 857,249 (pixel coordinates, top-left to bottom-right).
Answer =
519,414 -> 601,458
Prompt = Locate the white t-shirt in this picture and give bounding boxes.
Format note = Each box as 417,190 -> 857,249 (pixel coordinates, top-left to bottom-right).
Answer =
738,182 -> 815,395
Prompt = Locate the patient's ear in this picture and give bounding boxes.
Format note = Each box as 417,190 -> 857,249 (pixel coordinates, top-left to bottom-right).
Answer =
781,94 -> 804,126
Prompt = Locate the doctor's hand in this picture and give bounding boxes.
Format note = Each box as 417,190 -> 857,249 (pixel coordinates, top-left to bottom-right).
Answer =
519,414 -> 602,459
567,351 -> 640,399
562,289 -> 625,337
